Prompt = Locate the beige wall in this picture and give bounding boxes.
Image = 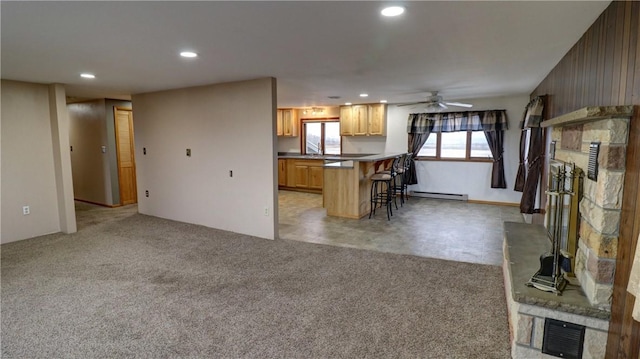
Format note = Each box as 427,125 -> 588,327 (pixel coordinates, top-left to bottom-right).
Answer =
1,80 -> 71,243
132,78 -> 278,240
68,99 -> 113,205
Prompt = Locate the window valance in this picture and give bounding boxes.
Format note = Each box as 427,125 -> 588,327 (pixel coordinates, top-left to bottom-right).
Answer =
407,110 -> 508,134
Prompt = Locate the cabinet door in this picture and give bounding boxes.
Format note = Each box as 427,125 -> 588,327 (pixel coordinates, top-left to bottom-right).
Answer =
286,159 -> 296,187
340,106 -> 353,136
282,109 -> 298,137
278,159 -> 286,186
368,104 -> 386,136
295,165 -> 309,188
276,110 -> 284,136
308,165 -> 323,190
352,105 -> 368,135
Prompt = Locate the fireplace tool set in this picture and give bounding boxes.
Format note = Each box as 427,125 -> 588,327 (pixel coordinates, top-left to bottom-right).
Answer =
526,161 -> 577,295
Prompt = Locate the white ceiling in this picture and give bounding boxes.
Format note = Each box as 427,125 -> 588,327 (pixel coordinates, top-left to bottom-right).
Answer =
1,1 -> 610,108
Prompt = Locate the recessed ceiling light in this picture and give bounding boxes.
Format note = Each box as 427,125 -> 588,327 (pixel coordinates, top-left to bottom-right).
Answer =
381,6 -> 405,17
80,73 -> 95,79
380,100 -> 388,103
359,93 -> 369,98
180,51 -> 198,58
345,102 -> 352,106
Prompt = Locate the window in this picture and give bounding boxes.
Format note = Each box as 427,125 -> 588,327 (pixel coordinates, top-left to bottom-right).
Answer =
417,131 -> 492,161
303,120 -> 341,155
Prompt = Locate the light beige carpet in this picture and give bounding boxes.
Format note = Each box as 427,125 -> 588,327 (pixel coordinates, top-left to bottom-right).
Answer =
1,209 -> 510,358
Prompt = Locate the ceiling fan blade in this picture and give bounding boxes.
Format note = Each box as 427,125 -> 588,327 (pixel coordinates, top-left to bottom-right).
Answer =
438,103 -> 448,109
396,101 -> 427,107
444,102 -> 473,108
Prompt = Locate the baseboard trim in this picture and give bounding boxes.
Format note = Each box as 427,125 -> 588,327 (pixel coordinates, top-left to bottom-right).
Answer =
74,199 -> 121,208
278,187 -> 322,195
467,199 -> 520,207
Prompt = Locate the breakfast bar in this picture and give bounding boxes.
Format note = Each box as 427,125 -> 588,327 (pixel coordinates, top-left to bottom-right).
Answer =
323,153 -> 406,219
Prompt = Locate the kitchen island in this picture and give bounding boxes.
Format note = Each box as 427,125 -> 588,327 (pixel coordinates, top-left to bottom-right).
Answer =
323,153 -> 406,219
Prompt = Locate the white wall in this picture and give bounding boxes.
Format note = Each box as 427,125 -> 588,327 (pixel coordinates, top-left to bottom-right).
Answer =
1,80 -> 76,243
386,94 -> 529,204
132,78 -> 277,240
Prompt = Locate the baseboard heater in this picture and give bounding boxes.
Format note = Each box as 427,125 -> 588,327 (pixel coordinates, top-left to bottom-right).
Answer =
410,191 -> 468,201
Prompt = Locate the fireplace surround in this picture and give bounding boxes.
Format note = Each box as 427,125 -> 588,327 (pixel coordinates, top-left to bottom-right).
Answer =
503,106 -> 634,358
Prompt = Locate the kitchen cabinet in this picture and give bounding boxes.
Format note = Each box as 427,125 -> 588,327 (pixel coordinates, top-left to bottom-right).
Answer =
308,166 -> 324,189
340,106 -> 354,136
277,109 -> 298,137
278,159 -> 287,187
286,159 -> 296,187
278,158 -> 323,193
352,105 -> 369,135
339,103 -> 386,136
367,103 -> 386,136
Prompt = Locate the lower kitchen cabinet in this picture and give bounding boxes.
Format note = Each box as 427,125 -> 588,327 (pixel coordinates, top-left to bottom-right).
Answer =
278,158 -> 323,193
278,159 -> 287,187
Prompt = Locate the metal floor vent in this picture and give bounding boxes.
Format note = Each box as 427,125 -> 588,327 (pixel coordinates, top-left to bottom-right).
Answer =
542,318 -> 585,359
410,191 -> 468,201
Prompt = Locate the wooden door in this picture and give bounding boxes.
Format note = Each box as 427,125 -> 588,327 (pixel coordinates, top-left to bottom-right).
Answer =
278,159 -> 286,187
340,106 -> 353,136
286,159 -> 296,187
282,109 -> 298,136
276,110 -> 284,136
352,105 -> 368,135
114,107 -> 137,205
295,165 -> 309,188
368,104 -> 386,136
308,165 -> 323,189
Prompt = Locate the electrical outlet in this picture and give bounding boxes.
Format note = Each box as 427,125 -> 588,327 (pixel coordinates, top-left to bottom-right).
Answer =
143,147 -> 146,155
264,207 -> 269,216
186,148 -> 191,157
145,190 -> 149,198
229,170 -> 233,177
22,206 -> 30,215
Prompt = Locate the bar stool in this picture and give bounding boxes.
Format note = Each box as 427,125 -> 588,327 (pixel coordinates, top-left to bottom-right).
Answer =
369,157 -> 399,220
394,153 -> 412,205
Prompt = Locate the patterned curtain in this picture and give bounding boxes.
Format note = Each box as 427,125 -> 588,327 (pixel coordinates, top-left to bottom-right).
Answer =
428,110 -> 508,132
514,96 -> 546,213
406,114 -> 433,185
406,110 -> 508,187
484,129 -> 507,188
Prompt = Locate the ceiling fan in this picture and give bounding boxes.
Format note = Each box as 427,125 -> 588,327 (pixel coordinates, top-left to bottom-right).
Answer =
397,91 -> 473,111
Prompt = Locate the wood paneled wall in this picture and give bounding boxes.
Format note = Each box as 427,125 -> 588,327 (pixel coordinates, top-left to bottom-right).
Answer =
531,2 -> 640,358
531,1 -> 640,119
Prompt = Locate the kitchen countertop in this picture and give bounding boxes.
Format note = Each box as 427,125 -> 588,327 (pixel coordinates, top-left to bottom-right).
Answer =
324,160 -> 355,169
278,152 -> 407,169
277,153 -> 374,160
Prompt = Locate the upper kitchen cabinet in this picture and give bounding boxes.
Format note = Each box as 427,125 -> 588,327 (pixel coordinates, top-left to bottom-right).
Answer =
340,106 -> 354,136
339,103 -> 386,136
277,109 -> 298,137
367,103 -> 386,136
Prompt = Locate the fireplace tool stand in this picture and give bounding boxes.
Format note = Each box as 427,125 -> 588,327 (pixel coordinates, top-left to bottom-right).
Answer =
526,163 -> 575,295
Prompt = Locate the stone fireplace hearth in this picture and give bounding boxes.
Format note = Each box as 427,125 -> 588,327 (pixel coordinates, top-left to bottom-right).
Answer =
503,106 -> 634,358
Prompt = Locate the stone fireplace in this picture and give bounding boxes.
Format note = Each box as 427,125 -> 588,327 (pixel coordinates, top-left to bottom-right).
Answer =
543,106 -> 632,309
503,106 -> 634,358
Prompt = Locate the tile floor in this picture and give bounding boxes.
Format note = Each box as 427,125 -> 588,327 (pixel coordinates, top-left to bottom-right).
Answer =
278,190 -> 524,266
